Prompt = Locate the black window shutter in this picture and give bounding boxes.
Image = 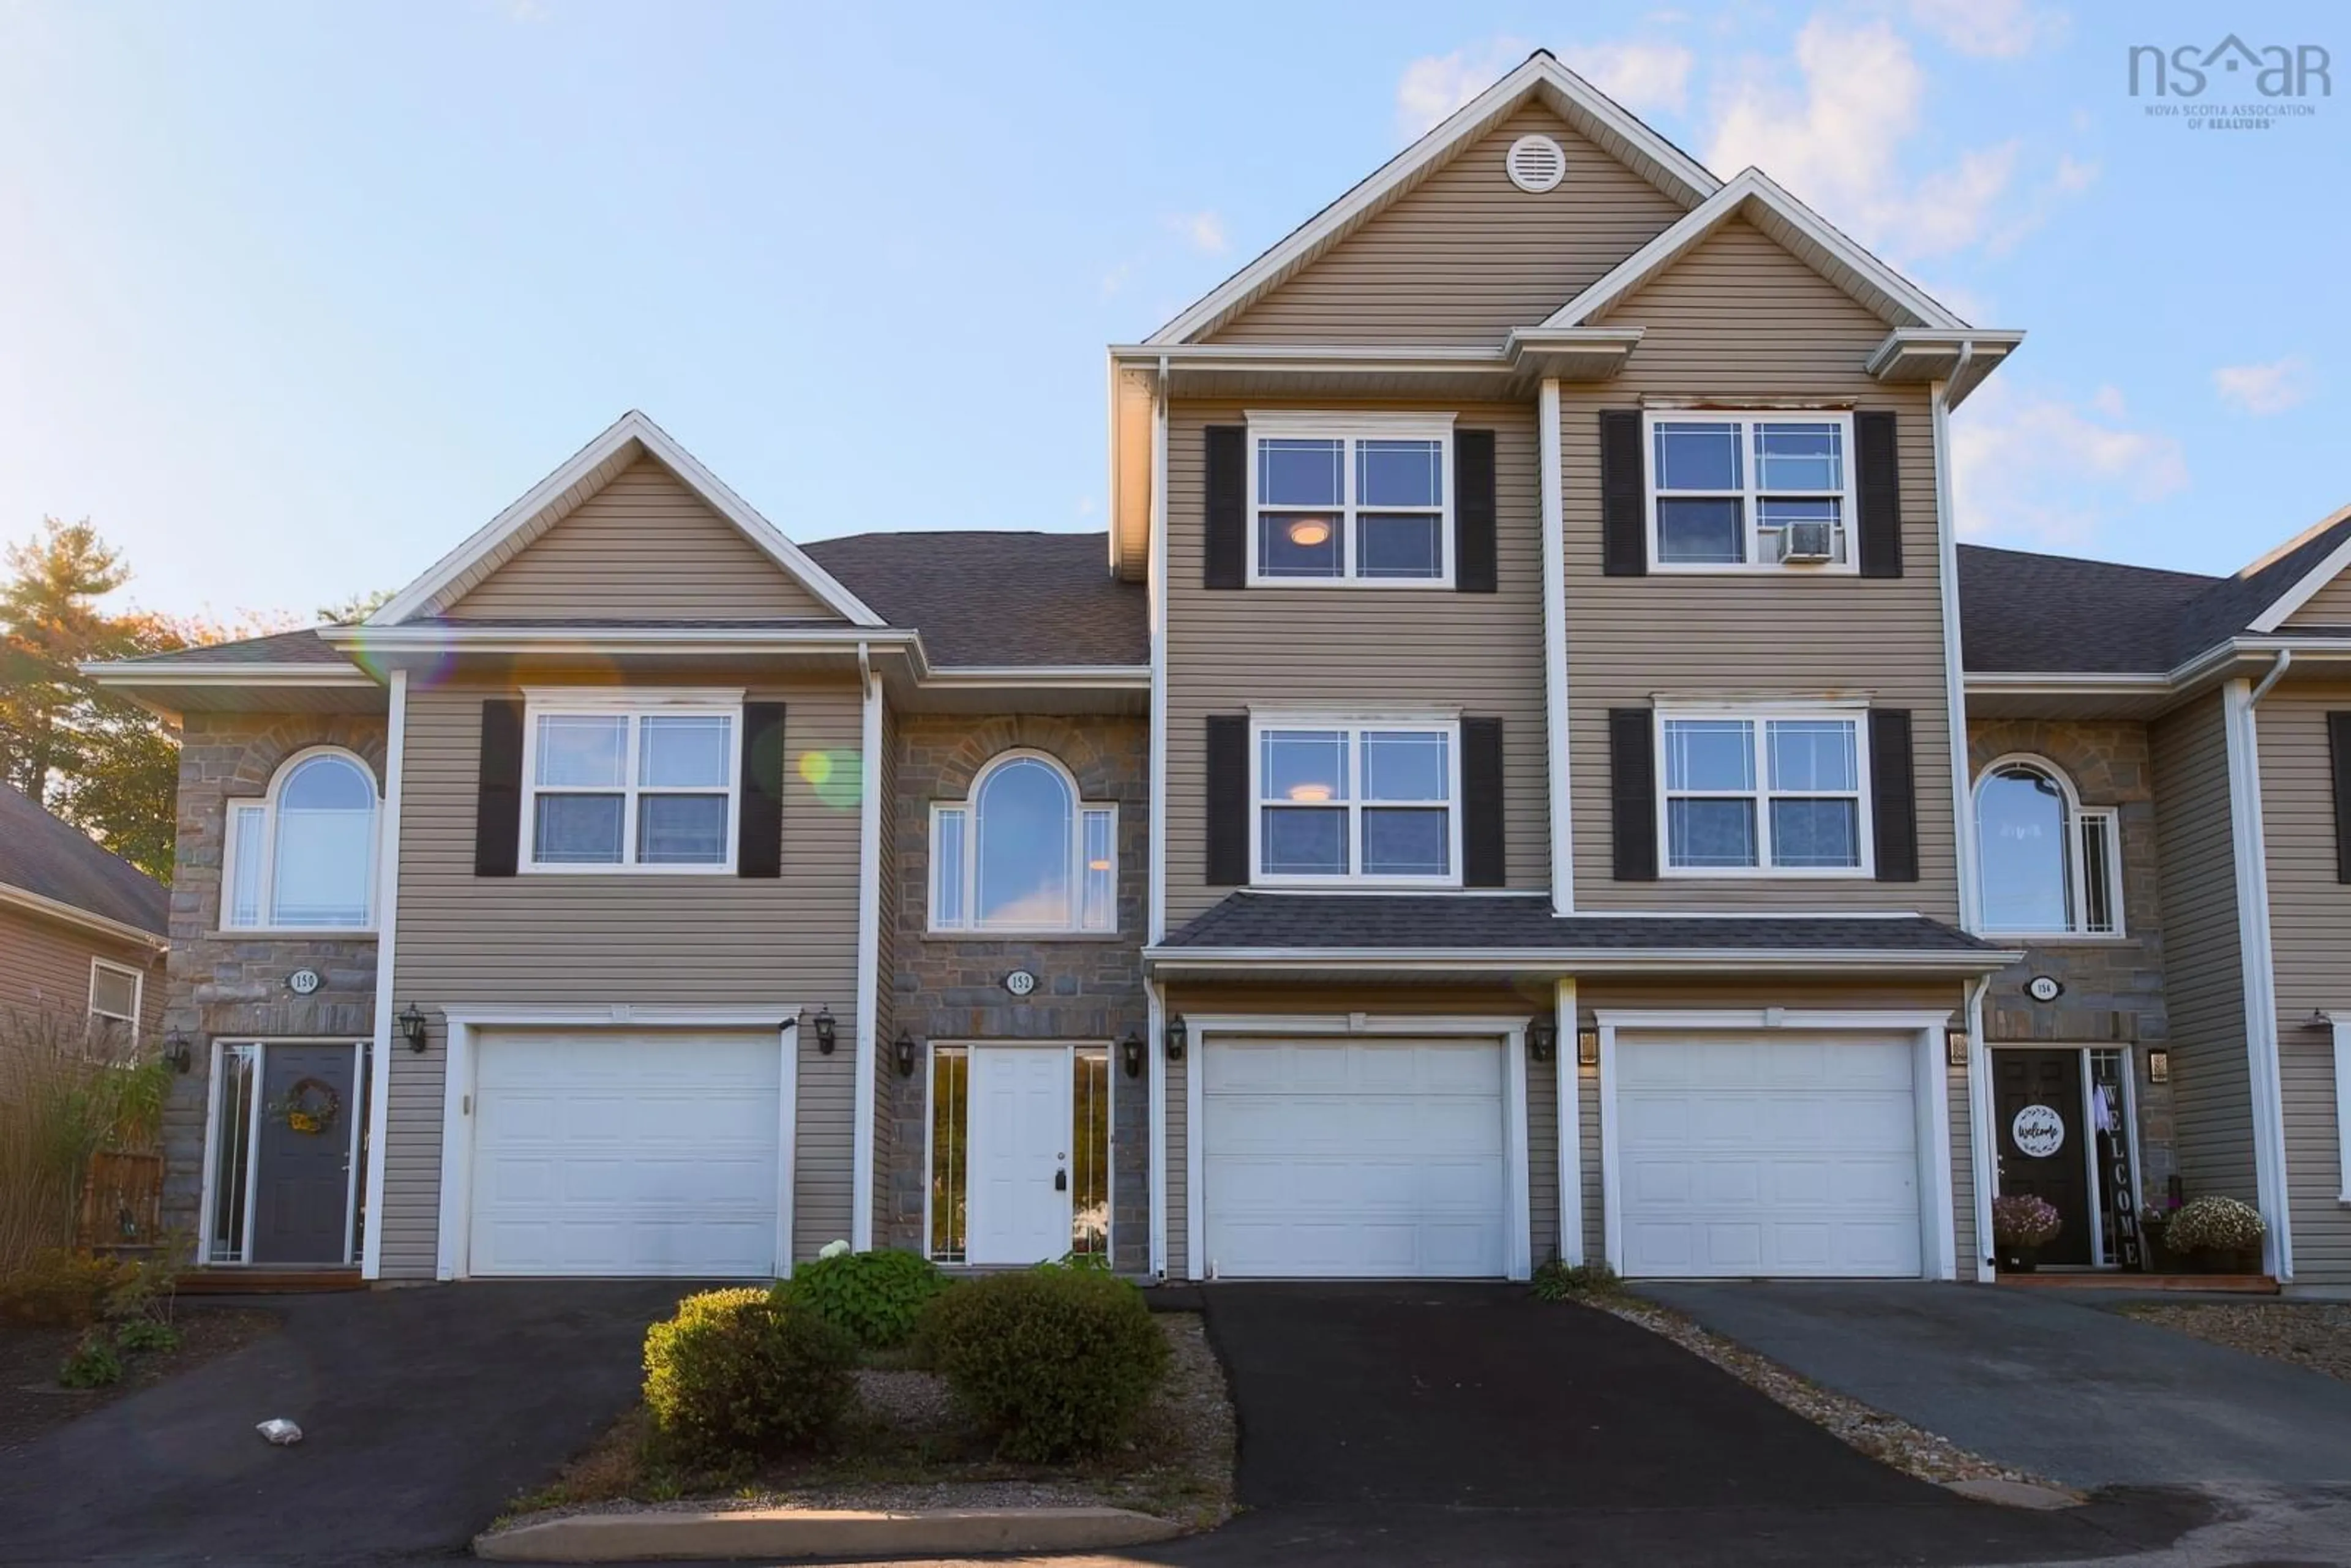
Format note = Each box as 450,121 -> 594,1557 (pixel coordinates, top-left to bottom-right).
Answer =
1869,708 -> 1919,882
1600,410 -> 1646,577
1455,430 -> 1498,593
2329,713 -> 2351,883
1205,715 -> 1250,885
1462,717 -> 1505,885
738,702 -> 786,878
474,700 -> 523,877
1204,426 -> 1247,590
1608,708 -> 1657,880
1856,411 -> 1903,579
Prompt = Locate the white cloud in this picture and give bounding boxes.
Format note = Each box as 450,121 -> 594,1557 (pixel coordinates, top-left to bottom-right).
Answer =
1561,41 -> 1695,113
2214,356 -> 2315,416
1395,37 -> 1530,140
1164,211 -> 1228,255
1951,381 -> 2189,547
1905,0 -> 2066,59
2053,153 -> 2098,192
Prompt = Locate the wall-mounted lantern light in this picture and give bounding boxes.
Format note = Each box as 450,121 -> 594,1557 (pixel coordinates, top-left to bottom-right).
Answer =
1576,1028 -> 1600,1068
2147,1047 -> 2171,1084
163,1029 -> 193,1075
397,1002 -> 429,1053
1122,1030 -> 1145,1079
1946,1029 -> 1971,1070
813,1007 -> 838,1055
894,1030 -> 918,1078
1165,1015 -> 1188,1062
1527,1016 -> 1558,1062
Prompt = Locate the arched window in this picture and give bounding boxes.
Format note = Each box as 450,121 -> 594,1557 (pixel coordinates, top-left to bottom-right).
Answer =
930,751 -> 1116,934
1973,756 -> 2122,936
222,749 -> 380,930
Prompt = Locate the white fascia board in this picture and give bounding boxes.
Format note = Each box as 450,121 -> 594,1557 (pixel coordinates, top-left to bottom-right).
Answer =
369,410 -> 887,629
1541,169 -> 1968,333
320,624 -> 922,657
1142,947 -> 2022,975
920,666 -> 1152,688
2249,522 -> 2351,633
80,661 -> 375,688
0,882 -> 168,952
1142,54 -> 1718,348
1865,329 -> 2027,377
1963,671 -> 2175,692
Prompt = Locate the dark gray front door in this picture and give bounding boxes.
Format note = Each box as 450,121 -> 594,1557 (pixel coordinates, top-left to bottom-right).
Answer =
252,1045 -> 359,1266
1994,1049 -> 2091,1266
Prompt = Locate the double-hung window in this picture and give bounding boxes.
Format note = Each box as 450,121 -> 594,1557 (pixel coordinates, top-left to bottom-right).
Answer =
88,959 -> 141,1050
1648,411 -> 1855,571
1248,413 -> 1453,586
1975,758 -> 2124,936
1253,717 -> 1460,885
1659,708 -> 1870,876
522,692 -> 740,872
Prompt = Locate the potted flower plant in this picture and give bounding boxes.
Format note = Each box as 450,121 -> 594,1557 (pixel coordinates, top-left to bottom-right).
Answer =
1991,1193 -> 2062,1272
2162,1196 -> 2266,1274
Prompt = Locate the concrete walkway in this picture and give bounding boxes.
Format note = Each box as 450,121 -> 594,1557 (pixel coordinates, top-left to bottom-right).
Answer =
1642,1281 -> 2351,1488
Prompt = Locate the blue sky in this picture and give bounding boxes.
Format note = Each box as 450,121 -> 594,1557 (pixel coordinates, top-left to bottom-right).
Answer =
0,0 -> 2341,621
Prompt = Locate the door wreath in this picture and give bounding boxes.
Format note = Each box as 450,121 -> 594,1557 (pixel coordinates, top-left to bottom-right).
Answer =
269,1078 -> 343,1136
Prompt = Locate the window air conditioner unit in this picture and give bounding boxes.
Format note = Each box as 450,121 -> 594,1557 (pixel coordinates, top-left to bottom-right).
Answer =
1776,522 -> 1837,563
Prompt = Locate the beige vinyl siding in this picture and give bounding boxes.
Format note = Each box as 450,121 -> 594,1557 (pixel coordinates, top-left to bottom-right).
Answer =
1208,105 -> 1685,346
2148,692 -> 2259,1207
1564,218 -> 1954,914
440,459 -> 843,621
2254,689 -> 2351,1282
1163,400 -> 1547,927
381,676 -> 865,1279
1159,985 -> 1551,1280
0,905 -> 163,1044
2281,572 -> 2351,630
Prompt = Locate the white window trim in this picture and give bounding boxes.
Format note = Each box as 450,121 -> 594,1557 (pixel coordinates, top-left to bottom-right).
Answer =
1249,712 -> 1464,889
1654,701 -> 1874,880
217,745 -> 381,932
1243,410 -> 1457,589
928,749 -> 1118,936
1973,754 -> 2127,939
518,689 -> 744,876
1643,409 -> 1859,576
88,957 -> 142,1044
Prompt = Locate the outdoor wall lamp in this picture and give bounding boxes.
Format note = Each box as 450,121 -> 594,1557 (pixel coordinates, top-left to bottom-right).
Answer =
1164,1015 -> 1188,1062
813,1007 -> 838,1055
162,1029 -> 193,1075
1576,1029 -> 1600,1068
2147,1047 -> 2171,1084
1527,1016 -> 1558,1063
1946,1029 -> 1971,1070
1121,1029 -> 1144,1079
397,1002 -> 430,1053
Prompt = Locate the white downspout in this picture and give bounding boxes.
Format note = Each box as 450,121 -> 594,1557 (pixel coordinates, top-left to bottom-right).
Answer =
1539,377 -> 1573,915
2230,650 -> 2295,1280
361,668 -> 407,1280
1147,356 -> 1172,1280
850,640 -> 879,1251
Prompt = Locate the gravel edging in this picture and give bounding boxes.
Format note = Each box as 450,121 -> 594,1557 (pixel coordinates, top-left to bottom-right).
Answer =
1581,1294 -> 2069,1491
2119,1302 -> 2351,1383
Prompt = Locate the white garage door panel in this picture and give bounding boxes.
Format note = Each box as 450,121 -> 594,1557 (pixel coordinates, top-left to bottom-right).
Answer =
470,1032 -> 780,1278
1202,1040 -> 1506,1279
1616,1035 -> 1922,1280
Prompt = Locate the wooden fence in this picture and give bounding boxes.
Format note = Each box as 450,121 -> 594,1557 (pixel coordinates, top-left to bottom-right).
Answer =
77,1149 -> 165,1253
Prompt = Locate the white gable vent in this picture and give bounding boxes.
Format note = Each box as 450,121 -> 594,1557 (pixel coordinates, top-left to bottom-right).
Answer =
1505,133 -> 1566,193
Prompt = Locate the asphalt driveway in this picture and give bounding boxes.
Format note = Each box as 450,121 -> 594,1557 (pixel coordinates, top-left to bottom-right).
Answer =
1643,1281 -> 2351,1488
0,1280 -> 698,1567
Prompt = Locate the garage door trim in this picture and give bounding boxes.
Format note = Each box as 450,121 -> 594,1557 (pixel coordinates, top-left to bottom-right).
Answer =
433,1005 -> 801,1282
1181,1013 -> 1532,1283
1593,1008 -> 1957,1281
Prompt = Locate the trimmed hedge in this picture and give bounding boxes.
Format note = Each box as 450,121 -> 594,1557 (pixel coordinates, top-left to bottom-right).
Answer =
781,1248 -> 951,1349
642,1288 -> 857,1466
918,1266 -> 1169,1462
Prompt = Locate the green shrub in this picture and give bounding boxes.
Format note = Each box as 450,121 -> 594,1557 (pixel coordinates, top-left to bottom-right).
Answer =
113,1316 -> 181,1355
642,1288 -> 857,1466
0,1249 -> 135,1329
58,1329 -> 122,1388
779,1248 -> 951,1349
1531,1256 -> 1622,1301
919,1267 -> 1168,1463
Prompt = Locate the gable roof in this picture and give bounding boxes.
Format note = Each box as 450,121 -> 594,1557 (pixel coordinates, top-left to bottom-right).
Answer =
2239,505 -> 2351,633
370,411 -> 886,629
801,531 -> 1146,668
1543,167 -> 1968,333
1145,50 -> 1720,347
0,786 -> 168,940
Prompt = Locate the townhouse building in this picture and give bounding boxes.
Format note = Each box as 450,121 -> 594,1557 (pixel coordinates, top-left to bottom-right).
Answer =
91,53 -> 2350,1291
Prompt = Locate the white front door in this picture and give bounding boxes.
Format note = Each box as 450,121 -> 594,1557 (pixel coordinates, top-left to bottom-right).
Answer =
966,1046 -> 1073,1264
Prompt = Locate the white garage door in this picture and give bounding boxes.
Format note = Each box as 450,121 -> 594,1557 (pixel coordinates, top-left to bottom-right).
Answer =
1615,1035 -> 1923,1278
1202,1038 -> 1506,1279
470,1030 -> 781,1278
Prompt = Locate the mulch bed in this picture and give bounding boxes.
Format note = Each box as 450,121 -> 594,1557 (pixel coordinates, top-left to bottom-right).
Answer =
507,1312 -> 1235,1531
2120,1302 -> 2351,1382
0,1307 -> 279,1454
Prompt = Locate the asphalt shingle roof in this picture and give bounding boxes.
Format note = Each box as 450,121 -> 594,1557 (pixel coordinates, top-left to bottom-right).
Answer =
108,628 -> 346,670
1159,891 -> 1997,953
802,531 -> 1146,668
0,786 -> 168,936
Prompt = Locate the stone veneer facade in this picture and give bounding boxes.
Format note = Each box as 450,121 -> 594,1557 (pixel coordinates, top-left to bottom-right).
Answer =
1968,718 -> 2178,1203
159,711 -> 387,1253
879,714 -> 1151,1274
